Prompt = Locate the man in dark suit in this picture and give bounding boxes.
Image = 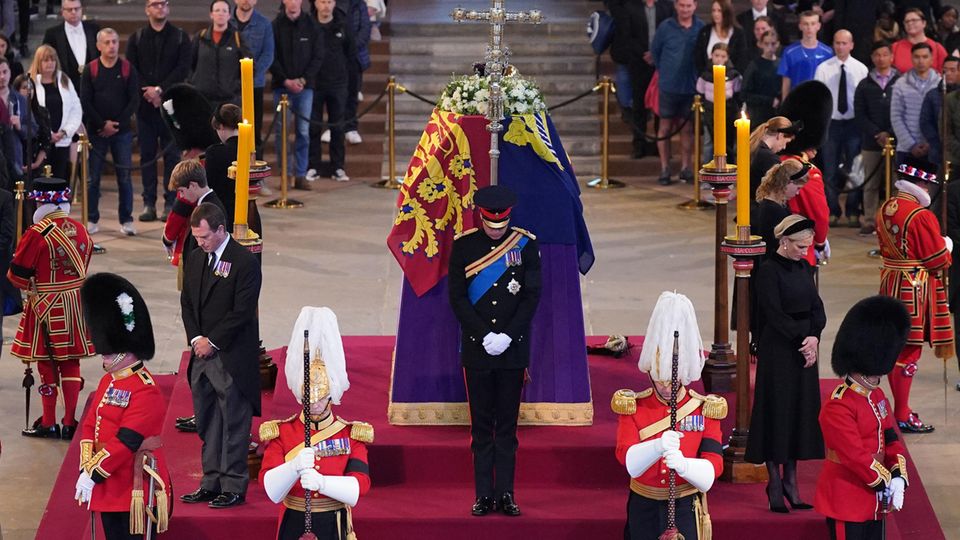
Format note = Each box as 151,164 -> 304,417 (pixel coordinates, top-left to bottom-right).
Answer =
736,0 -> 789,50
448,185 -> 541,518
179,202 -> 262,509
41,0 -> 99,90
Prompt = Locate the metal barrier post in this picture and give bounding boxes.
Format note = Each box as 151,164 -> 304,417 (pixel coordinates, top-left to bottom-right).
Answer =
373,77 -> 403,189
677,95 -> 712,209
884,136 -> 895,200
588,77 -> 625,189
78,135 -> 105,254
265,94 -> 303,209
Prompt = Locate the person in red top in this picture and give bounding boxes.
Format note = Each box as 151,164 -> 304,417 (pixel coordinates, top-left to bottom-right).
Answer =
613,291 -> 726,540
815,295 -> 911,540
160,192 -> 197,270
73,272 -> 172,539
892,9 -> 948,74
258,306 -> 372,540
875,156 -> 952,433
9,174 -> 94,440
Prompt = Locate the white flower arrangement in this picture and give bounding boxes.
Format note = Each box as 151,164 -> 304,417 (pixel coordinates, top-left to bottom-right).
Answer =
116,292 -> 135,331
438,73 -> 547,116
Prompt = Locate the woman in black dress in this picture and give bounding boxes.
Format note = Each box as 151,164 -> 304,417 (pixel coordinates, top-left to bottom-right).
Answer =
748,116 -> 800,218
745,214 -> 826,513
752,158 -> 810,260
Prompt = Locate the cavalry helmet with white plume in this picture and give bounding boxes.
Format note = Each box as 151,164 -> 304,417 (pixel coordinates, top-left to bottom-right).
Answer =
637,291 -> 706,385
284,307 -> 349,405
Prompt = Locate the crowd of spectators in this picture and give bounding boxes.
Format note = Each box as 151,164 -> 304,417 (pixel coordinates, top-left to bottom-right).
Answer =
0,0 -> 380,239
608,0 -> 960,232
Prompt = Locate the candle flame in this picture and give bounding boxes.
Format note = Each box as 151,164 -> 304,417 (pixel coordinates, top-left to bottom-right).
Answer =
740,111 -> 748,121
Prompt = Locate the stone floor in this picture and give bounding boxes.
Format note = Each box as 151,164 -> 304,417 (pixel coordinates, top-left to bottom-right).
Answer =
0,174 -> 957,538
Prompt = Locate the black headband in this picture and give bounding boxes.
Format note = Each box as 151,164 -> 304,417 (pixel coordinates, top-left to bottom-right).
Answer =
781,218 -> 816,237
789,161 -> 812,181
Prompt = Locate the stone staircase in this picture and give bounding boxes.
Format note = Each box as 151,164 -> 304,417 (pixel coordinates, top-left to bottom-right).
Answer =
382,6 -> 610,180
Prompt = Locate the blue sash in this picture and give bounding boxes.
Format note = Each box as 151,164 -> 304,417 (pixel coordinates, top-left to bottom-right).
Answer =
467,236 -> 528,305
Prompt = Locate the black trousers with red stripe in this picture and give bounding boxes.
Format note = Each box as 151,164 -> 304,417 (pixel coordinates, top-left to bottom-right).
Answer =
464,367 -> 524,499
826,517 -> 884,540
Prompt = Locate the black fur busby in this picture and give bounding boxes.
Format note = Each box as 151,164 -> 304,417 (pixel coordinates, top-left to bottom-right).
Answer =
160,83 -> 221,152
778,80 -> 833,155
81,273 -> 155,360
831,296 -> 909,377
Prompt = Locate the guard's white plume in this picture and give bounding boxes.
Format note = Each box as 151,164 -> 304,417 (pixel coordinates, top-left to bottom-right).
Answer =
637,291 -> 705,384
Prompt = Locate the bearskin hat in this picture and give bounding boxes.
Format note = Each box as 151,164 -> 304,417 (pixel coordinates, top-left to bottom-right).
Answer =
831,296 -> 909,377
160,83 -> 221,152
81,273 -> 155,360
778,80 -> 833,155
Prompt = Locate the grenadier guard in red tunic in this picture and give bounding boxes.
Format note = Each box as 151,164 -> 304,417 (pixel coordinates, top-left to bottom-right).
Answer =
259,307 -> 372,540
613,291 -> 727,540
875,157 -> 953,433
10,175 -> 94,440
780,80 -> 835,266
815,295 -> 911,540
73,273 -> 172,539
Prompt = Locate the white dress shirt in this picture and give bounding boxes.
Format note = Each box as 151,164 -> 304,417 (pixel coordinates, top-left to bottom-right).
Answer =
752,7 -> 767,19
64,22 -> 86,72
814,55 -> 869,120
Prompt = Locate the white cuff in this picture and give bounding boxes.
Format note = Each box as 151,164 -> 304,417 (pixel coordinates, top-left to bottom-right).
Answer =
677,458 -> 716,492
944,235 -> 954,253
190,336 -> 202,345
625,439 -> 662,478
263,459 -> 300,503
318,475 -> 360,507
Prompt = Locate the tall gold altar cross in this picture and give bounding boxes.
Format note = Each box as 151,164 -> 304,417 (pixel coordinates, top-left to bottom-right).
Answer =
451,1 -> 544,185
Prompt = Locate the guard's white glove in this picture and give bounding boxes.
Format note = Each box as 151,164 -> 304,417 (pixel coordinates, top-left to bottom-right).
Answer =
663,448 -> 689,475
300,469 -> 326,492
482,332 -> 497,349
657,430 -> 683,453
943,235 -> 954,253
486,333 -> 512,355
295,447 -> 316,472
74,471 -> 94,506
886,476 -> 906,511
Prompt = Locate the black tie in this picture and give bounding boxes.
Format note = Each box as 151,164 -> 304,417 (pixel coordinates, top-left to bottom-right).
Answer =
208,253 -> 217,272
837,64 -> 848,114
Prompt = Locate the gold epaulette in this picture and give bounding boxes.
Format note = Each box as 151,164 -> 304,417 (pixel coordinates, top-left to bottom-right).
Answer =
511,226 -> 537,240
611,388 -> 650,415
345,420 -> 374,444
689,390 -> 727,419
831,383 -> 848,400
136,370 -> 155,386
258,414 -> 298,442
454,228 -> 478,240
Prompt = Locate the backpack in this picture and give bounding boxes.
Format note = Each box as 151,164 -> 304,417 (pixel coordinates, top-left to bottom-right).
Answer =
87,58 -> 131,81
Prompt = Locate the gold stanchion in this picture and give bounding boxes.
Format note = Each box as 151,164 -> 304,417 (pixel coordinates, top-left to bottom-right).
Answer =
588,76 -> 625,189
677,95 -> 713,209
14,179 -> 24,241
265,94 -> 303,209
884,136 -> 895,201
372,76 -> 404,189
77,134 -> 105,254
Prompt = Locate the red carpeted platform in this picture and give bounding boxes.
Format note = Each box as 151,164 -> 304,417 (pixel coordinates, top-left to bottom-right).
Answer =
37,337 -> 945,539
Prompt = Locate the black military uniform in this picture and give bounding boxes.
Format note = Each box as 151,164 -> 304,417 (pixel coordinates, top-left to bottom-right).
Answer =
448,185 -> 541,517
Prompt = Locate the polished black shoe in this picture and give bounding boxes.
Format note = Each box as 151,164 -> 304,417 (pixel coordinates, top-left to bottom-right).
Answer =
175,415 -> 195,424
766,485 -> 788,514
176,417 -> 198,433
898,412 -> 934,433
139,206 -> 157,222
499,492 -> 521,516
471,496 -> 496,516
22,421 -> 60,439
61,423 -> 78,441
180,487 -> 220,504
208,492 -> 245,508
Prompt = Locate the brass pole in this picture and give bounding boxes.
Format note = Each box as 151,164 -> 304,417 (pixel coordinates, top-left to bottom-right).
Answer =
265,93 -> 303,208
372,77 -> 403,189
78,133 -> 89,226
14,179 -> 24,241
79,135 -> 105,254
884,136 -> 895,200
678,95 -> 712,209
589,77 -> 625,189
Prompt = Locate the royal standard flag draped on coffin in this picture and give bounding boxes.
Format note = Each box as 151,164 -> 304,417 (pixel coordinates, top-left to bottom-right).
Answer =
386,109 -> 594,297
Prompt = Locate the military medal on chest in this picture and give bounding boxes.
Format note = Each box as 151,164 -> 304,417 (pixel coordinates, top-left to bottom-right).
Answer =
214,260 -> 232,278
677,414 -> 704,432
505,247 -> 523,267
104,387 -> 131,408
313,436 -> 352,458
